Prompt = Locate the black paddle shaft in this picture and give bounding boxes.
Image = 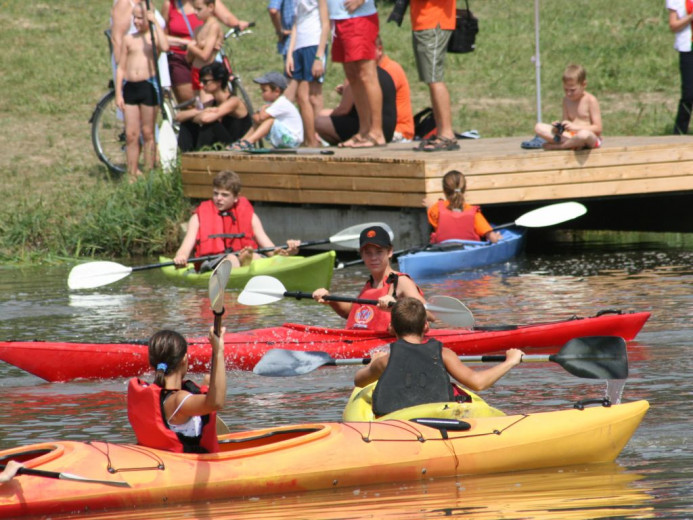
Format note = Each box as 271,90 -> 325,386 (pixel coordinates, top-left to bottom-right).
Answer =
284,290 -> 379,306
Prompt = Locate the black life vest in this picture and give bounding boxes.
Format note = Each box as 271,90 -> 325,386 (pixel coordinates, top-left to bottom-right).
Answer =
372,338 -> 455,416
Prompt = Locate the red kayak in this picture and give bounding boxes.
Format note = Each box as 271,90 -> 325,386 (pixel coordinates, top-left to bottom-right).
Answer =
0,310 -> 649,382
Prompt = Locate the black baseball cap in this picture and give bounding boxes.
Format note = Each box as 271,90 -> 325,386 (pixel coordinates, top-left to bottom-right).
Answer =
359,225 -> 392,249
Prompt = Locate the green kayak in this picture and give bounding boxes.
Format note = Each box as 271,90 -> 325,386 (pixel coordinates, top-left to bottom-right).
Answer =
159,251 -> 335,291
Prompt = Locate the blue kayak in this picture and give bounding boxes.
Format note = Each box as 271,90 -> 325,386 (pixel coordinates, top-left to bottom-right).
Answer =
397,228 -> 525,279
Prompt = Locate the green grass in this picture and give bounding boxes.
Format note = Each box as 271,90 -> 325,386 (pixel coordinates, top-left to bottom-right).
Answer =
0,0 -> 680,261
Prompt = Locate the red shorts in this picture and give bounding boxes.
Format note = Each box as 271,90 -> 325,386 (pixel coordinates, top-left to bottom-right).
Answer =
331,13 -> 379,63
191,66 -> 201,91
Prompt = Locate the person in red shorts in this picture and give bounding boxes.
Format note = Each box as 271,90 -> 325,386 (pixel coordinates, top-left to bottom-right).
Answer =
326,0 -> 386,148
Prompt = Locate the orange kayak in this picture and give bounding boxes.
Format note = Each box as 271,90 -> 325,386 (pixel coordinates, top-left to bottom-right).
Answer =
0,400 -> 648,518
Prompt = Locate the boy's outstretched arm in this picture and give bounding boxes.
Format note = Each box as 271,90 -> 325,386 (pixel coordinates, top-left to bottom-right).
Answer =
442,347 -> 523,391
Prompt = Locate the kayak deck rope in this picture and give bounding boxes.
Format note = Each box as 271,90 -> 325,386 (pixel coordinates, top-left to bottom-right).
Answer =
88,441 -> 166,473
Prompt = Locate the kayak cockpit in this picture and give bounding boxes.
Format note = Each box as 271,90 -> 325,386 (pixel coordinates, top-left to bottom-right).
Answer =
216,425 -> 329,457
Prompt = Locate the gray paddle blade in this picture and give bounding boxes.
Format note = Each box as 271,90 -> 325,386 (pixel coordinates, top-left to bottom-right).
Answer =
551,336 -> 628,379
208,259 -> 232,314
427,295 -> 475,328
253,349 -> 335,377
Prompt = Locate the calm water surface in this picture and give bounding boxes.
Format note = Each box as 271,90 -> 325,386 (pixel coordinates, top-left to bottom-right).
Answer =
0,241 -> 691,519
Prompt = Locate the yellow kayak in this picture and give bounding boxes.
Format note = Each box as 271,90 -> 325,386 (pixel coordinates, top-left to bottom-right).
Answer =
0,400 -> 648,518
343,381 -> 506,421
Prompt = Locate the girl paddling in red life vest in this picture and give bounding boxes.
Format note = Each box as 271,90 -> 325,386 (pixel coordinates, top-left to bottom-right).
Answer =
312,225 -> 432,332
127,328 -> 226,453
427,170 -> 502,244
173,170 -> 300,270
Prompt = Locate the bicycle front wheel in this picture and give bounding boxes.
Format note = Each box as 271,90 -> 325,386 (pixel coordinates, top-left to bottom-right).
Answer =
90,90 -> 127,175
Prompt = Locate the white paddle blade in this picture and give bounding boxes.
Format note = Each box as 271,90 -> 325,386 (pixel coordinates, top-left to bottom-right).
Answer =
515,202 -> 587,228
329,222 -> 395,249
237,275 -> 287,306
67,262 -> 133,290
208,259 -> 232,314
426,295 -> 475,329
158,119 -> 178,173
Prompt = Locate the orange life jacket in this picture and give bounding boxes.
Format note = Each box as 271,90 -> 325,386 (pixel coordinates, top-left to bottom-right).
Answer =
127,378 -> 219,454
346,272 -> 421,331
194,198 -> 258,259
431,200 -> 481,243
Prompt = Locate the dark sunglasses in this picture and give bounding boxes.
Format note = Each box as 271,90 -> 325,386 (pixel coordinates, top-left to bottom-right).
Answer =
200,78 -> 216,85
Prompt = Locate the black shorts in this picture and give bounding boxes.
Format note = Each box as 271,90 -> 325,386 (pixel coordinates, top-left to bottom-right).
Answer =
123,80 -> 158,107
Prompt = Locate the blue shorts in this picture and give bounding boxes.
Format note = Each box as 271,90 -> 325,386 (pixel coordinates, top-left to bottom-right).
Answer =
291,45 -> 326,83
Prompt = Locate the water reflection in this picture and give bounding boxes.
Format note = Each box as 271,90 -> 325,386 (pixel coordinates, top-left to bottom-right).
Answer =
38,465 -> 654,520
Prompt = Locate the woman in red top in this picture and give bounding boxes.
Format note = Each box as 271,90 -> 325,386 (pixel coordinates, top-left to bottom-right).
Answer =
162,0 -> 249,104
427,170 -> 501,244
312,225 -> 430,332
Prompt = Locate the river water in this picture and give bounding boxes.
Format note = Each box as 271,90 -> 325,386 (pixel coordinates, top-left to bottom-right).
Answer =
0,239 -> 691,519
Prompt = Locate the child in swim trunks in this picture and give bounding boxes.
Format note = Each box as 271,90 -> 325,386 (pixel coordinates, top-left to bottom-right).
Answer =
534,64 -> 603,151
115,3 -> 169,180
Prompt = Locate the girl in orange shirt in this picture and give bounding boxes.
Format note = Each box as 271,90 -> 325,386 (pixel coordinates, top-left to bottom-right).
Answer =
427,170 -> 501,244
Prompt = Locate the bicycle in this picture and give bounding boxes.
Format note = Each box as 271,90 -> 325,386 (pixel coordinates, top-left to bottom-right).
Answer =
90,30 -> 175,175
91,25 -> 256,174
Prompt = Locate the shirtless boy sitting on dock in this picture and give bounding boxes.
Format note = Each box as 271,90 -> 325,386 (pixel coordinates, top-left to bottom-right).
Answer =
534,64 -> 602,151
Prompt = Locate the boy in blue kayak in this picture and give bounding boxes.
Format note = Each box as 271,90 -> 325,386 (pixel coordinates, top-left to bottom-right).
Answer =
354,297 -> 523,416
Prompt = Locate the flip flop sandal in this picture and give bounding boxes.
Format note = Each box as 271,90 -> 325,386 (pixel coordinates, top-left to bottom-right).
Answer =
422,137 -> 460,152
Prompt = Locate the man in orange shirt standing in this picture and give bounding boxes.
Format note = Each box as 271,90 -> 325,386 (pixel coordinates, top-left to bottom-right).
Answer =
376,36 -> 414,142
410,0 -> 459,152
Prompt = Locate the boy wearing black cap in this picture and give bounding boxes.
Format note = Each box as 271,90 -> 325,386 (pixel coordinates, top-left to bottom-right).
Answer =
312,225 -> 430,331
230,71 -> 304,150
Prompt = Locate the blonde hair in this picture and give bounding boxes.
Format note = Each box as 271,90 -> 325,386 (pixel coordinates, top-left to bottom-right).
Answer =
563,64 -> 586,84
441,170 -> 466,211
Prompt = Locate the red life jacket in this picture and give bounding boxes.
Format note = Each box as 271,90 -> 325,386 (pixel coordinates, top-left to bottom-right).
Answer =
346,272 -> 420,331
430,200 -> 481,243
127,378 -> 219,454
194,198 -> 258,258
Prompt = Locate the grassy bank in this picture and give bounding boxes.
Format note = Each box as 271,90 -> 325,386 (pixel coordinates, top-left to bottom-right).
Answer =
0,1 -> 679,262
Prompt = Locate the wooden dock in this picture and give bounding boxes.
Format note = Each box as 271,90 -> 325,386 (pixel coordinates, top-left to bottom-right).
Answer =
181,136 -> 693,246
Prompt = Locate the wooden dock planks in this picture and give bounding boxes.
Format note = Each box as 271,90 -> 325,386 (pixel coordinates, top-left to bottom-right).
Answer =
181,136 -> 693,208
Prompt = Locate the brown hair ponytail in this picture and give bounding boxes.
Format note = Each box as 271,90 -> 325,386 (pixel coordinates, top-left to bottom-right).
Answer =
148,330 -> 188,387
442,170 -> 466,211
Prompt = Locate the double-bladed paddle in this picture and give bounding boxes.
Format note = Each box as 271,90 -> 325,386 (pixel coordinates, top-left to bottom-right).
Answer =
208,258 -> 232,435
238,275 -> 476,328
67,221 -> 391,290
336,201 -> 587,269
0,464 -> 130,488
252,336 -> 628,379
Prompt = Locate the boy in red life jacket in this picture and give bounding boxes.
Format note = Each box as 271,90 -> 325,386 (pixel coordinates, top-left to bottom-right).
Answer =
312,225 -> 431,331
427,170 -> 501,244
173,170 -> 300,270
354,297 -> 524,416
127,327 -> 226,453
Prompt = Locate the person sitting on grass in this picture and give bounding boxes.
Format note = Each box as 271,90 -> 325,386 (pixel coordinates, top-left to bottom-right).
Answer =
173,169 -> 300,270
534,64 -> 603,151
353,297 -> 524,416
312,225 -> 429,331
128,328 -> 225,453
229,71 -> 304,150
115,3 -> 170,181
176,62 -> 252,151
427,170 -> 501,244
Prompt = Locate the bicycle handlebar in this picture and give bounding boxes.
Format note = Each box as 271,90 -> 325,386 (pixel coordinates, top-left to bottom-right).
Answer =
224,22 -> 255,41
